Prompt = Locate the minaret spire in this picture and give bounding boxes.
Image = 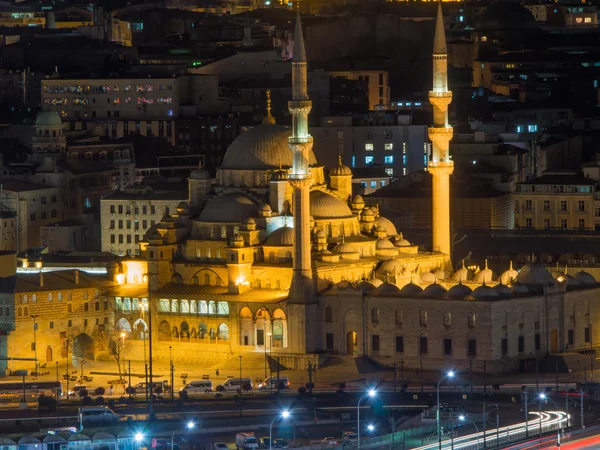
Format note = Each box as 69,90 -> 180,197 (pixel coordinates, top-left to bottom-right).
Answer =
428,1 -> 454,256
288,9 -> 314,305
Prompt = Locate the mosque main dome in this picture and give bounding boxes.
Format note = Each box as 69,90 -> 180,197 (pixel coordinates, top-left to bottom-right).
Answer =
220,124 -> 317,170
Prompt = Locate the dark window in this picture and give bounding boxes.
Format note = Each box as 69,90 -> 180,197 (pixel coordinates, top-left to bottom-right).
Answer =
326,333 -> 334,350
372,335 -> 380,352
444,338 -> 452,355
67,304 -> 72,313
83,319 -> 88,327
396,336 -> 404,353
535,333 -> 541,350
585,327 -> 591,343
95,302 -> 100,311
468,339 -> 477,356
518,336 -> 524,353
84,303 -> 89,312
325,306 -> 333,323
568,329 -> 574,346
49,322 -> 54,329
420,336 -> 428,354
104,301 -> 109,310
68,320 -> 72,327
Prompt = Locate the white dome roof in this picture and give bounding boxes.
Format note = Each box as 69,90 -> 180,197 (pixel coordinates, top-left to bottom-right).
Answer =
333,242 -> 358,254
198,193 -> 258,223
376,238 -> 395,250
264,225 -> 294,246
330,162 -> 352,176
375,217 -> 398,236
36,111 -> 62,127
474,260 -> 494,284
499,261 -> 519,285
452,260 -> 473,282
220,124 -> 317,170
393,232 -> 411,247
310,190 -> 354,219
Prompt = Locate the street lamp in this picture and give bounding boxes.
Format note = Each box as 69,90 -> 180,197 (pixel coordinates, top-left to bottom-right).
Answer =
31,315 -> 39,379
458,415 -> 479,433
357,388 -> 376,449
270,410 -> 291,450
171,421 -> 195,450
367,424 -> 375,432
134,433 -> 144,443
437,371 -> 456,450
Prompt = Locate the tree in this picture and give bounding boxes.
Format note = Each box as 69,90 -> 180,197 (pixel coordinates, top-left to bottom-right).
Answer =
101,325 -> 131,383
69,329 -> 93,383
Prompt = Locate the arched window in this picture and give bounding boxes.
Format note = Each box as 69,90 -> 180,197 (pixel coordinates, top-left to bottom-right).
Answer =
420,310 -> 428,326
57,292 -> 62,301
209,328 -> 216,339
204,274 -> 210,286
444,311 -> 451,327
217,323 -> 229,340
395,309 -> 403,325
325,306 -> 333,324
216,249 -> 221,259
199,322 -> 207,338
23,295 -> 28,304
255,279 -> 261,288
32,294 -> 37,303
468,312 -> 476,328
221,226 -> 227,238
191,276 -> 199,285
196,248 -> 201,258
48,293 -> 53,302
172,326 -> 179,338
371,308 -> 379,324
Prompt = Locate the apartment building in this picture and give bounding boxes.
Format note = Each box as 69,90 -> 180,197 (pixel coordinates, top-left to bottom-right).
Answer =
100,184 -> 188,256
328,70 -> 391,110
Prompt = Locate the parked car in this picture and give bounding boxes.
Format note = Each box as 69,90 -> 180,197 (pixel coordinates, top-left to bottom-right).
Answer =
272,439 -> 288,448
214,443 -> 229,450
259,437 -> 270,449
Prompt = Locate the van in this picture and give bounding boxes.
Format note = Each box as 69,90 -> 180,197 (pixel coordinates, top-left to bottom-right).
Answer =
257,376 -> 290,391
223,378 -> 252,393
180,380 -> 213,396
236,432 -> 258,450
78,406 -> 120,427
134,381 -> 169,394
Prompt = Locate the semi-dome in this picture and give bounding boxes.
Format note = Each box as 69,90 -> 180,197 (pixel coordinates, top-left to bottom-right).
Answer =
399,282 -> 423,295
494,283 -> 513,296
310,190 -> 354,219
421,283 -> 447,298
333,242 -> 358,254
516,262 -> 555,286
198,193 -> 258,223
470,283 -> 500,299
375,217 -> 398,237
447,282 -> 472,299
145,227 -> 163,241
562,274 -> 580,287
220,124 -> 317,170
264,225 -> 294,246
36,111 -> 62,127
243,217 -> 256,225
499,261 -> 519,285
176,201 -> 189,211
374,282 -> 401,296
189,167 -> 211,180
576,271 -> 596,285
476,2 -> 537,31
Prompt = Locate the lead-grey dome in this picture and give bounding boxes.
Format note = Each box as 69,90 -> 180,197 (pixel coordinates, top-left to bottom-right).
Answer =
189,167 -> 211,180
36,111 -> 62,127
447,282 -> 472,299
264,225 -> 294,246
198,193 -> 258,223
220,124 -> 317,170
516,262 -> 555,286
421,283 -> 447,298
576,271 -> 596,285
399,282 -> 423,295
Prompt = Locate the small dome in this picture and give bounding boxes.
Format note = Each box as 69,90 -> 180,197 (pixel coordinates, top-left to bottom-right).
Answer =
517,262 -> 555,286
499,261 -> 519,285
470,283 -> 500,299
161,214 -> 174,223
176,201 -> 189,212
376,238 -> 395,250
145,228 -> 163,241
434,269 -> 448,281
421,283 -> 447,298
494,283 -> 513,296
243,217 -> 256,225
399,282 -> 423,295
376,259 -> 405,277
374,282 -> 401,296
452,260 -> 473,282
362,208 -> 375,217
199,193 -> 258,223
474,260 -> 494,284
271,169 -> 288,181
511,282 -> 530,294
375,217 -> 398,236
310,190 -> 354,219
189,167 -> 211,180
221,124 -> 317,170
359,281 -> 378,293
447,282 -> 473,299
352,194 -> 365,204
421,272 -> 436,284
576,271 -> 596,285
261,203 -> 272,212
264,225 -> 294,246
230,233 -> 245,245
393,232 -> 411,248
35,111 -> 62,127
562,274 -> 580,287
333,242 -> 358,254
330,162 -> 352,176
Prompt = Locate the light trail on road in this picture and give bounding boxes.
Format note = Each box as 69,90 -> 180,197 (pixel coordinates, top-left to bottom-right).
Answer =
413,411 -> 569,449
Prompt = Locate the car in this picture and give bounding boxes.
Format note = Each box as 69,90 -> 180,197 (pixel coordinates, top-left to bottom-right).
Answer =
214,443 -> 229,450
321,438 -> 337,446
259,437 -> 270,449
272,439 -> 288,448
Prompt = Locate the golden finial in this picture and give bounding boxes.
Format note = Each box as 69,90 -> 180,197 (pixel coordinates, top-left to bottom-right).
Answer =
338,154 -> 343,165
262,89 -> 276,125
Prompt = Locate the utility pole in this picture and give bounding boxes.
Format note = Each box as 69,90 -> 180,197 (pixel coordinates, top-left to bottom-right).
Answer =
145,363 -> 148,402
239,356 -> 243,418
65,339 -> 70,400
277,356 -> 281,396
482,402 -> 487,448
128,360 -> 131,391
31,315 -> 38,379
580,389 -> 584,429
469,354 -> 473,393
555,361 -> 559,395
483,360 -> 487,396
420,348 -> 424,394
393,361 -> 397,396
307,361 -> 313,395
147,293 -> 154,419
524,388 -> 529,438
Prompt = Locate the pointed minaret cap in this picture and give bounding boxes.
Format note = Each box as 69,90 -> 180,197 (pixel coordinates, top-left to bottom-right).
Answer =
293,9 -> 307,62
433,1 -> 447,55
262,89 -> 276,125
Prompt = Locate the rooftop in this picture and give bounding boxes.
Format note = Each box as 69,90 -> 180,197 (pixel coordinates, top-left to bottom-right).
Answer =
0,270 -> 116,294
520,172 -> 596,186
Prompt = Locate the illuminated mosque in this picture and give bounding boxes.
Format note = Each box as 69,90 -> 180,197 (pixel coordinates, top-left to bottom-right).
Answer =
3,5 -> 600,375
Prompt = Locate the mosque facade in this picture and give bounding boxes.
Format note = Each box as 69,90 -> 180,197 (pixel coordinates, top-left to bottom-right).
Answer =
3,7 -> 600,376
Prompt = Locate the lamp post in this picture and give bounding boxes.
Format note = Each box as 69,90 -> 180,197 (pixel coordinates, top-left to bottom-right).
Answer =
269,410 -> 290,450
239,355 -> 243,418
437,371 -> 455,450
142,272 -> 155,419
458,415 -> 479,432
171,421 -> 195,450
357,388 -> 376,450
31,315 -> 38,379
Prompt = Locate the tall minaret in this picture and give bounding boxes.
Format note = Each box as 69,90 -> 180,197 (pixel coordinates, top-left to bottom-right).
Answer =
288,10 -> 314,305
428,2 -> 454,256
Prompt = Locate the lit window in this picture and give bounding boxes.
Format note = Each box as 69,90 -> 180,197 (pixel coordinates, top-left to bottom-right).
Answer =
517,125 -> 523,133
385,168 -> 394,176
365,156 -> 374,164
351,156 -> 356,167
402,168 -> 407,175
370,181 -> 377,188
585,17 -> 592,23
402,155 -> 407,165
528,124 -> 538,132
384,143 -> 393,151
459,15 -> 464,21
365,143 -> 374,151
384,155 -> 394,164
380,180 -> 385,187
